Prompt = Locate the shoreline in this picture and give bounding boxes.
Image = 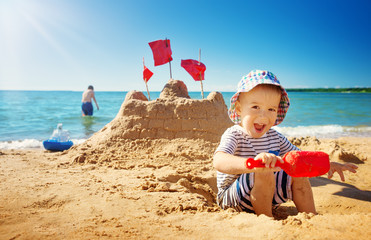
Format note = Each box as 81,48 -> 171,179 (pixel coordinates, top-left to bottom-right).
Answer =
1,136 -> 370,239
2,132 -> 371,150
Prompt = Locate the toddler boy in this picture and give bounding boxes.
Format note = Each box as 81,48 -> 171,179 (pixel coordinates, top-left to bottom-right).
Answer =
213,70 -> 357,217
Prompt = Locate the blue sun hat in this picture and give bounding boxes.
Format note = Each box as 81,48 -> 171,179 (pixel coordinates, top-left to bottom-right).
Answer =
228,70 -> 290,126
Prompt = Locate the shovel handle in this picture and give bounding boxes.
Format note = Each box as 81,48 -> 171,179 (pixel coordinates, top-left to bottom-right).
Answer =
245,158 -> 283,169
245,158 -> 264,169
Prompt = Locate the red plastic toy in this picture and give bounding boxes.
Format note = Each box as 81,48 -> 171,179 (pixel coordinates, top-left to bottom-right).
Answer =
245,151 -> 330,177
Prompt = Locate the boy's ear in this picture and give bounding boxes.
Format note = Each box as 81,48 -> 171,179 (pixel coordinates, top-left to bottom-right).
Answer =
235,101 -> 241,115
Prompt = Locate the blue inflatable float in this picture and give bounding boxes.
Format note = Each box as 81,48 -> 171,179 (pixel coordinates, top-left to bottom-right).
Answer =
44,123 -> 73,151
43,139 -> 73,151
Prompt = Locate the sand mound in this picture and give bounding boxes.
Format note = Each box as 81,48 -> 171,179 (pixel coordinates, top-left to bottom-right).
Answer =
67,79 -> 233,169
63,80 -> 233,211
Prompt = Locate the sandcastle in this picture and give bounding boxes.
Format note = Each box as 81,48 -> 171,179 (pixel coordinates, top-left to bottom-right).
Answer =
67,79 -> 233,167
113,80 -> 232,141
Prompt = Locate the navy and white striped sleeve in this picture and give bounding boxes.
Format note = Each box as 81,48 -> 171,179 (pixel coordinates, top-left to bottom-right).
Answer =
278,132 -> 300,156
215,128 -> 238,155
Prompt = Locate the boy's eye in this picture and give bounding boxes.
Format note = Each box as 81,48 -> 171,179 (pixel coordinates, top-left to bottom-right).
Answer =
269,108 -> 277,112
252,105 -> 259,109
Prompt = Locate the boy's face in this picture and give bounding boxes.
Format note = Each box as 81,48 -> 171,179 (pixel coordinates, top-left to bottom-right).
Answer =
235,85 -> 281,138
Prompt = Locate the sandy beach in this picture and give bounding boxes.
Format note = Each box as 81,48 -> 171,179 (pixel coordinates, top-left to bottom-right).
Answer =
1,81 -> 370,240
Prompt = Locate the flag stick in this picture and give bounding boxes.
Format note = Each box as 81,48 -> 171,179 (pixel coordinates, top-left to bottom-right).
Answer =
199,48 -> 204,99
165,38 -> 173,79
169,60 -> 173,80
143,57 -> 151,100
145,81 -> 151,100
200,81 -> 204,99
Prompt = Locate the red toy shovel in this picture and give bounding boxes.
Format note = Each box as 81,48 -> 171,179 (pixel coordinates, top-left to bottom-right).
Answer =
245,151 -> 330,177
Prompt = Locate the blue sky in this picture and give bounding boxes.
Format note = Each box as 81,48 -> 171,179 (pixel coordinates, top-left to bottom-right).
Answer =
0,0 -> 370,91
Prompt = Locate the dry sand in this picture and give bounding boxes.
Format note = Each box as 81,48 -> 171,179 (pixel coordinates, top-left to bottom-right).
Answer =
1,80 -> 370,239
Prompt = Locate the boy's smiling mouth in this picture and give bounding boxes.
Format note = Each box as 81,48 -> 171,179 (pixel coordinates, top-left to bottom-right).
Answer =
254,123 -> 266,133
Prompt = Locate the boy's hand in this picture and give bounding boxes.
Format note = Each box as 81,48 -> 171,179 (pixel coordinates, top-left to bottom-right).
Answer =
254,152 -> 284,171
328,162 -> 358,181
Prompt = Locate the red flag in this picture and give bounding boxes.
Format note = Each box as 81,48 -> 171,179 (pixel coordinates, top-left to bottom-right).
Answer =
143,65 -> 153,83
148,39 -> 173,66
181,59 -> 206,81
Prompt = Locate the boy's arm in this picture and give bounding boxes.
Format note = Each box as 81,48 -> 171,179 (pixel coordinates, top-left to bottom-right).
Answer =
213,151 -> 281,174
328,162 -> 358,181
92,93 -> 99,110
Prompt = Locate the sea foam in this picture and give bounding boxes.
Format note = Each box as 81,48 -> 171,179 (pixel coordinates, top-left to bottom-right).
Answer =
1,126 -> 370,150
274,125 -> 371,138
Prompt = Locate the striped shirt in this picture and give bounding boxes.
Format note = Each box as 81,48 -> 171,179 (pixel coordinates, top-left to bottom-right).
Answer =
215,125 -> 299,198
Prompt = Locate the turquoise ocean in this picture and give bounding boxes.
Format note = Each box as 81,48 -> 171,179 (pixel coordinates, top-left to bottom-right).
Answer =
0,90 -> 370,149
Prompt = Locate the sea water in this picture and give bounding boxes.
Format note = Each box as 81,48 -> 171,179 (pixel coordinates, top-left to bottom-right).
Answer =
0,90 -> 370,149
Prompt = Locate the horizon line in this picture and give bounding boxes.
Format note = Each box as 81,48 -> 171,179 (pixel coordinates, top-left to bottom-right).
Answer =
0,87 -> 370,92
